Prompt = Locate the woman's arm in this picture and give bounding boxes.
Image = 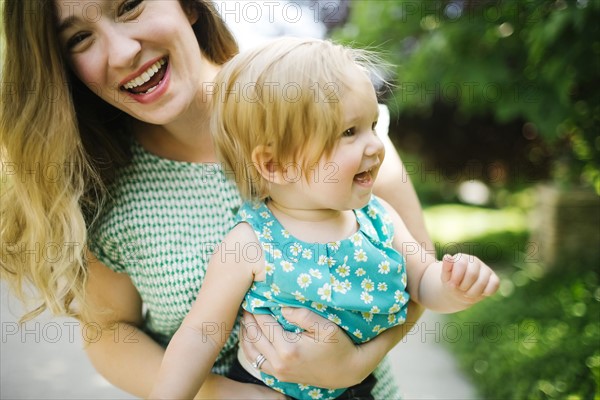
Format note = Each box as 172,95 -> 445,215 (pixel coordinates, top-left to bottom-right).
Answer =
150,224 -> 276,399
374,133 -> 433,252
84,253 -> 282,399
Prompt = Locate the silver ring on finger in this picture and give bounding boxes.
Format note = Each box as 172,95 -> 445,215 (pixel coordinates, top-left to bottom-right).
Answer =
251,353 -> 267,370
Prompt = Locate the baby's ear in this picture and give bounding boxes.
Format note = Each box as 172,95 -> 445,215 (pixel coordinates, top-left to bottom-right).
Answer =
251,145 -> 288,185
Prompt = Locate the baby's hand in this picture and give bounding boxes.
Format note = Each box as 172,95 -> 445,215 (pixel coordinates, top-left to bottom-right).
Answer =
441,254 -> 499,305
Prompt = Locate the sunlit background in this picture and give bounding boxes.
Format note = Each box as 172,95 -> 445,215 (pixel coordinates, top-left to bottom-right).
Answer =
1,1 -> 599,399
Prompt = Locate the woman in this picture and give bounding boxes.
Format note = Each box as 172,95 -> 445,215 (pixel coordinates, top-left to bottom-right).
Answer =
0,0 -> 432,398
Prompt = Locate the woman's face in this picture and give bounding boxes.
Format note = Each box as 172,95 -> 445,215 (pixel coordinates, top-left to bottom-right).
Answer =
55,0 -> 213,125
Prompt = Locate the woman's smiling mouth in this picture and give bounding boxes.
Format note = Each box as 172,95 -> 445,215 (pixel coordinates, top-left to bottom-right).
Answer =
121,57 -> 168,94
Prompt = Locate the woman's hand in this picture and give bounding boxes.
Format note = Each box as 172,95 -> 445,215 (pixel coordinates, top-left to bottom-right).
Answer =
239,309 -> 370,388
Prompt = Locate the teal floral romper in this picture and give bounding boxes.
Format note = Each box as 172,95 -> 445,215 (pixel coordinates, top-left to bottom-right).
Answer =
237,196 -> 410,399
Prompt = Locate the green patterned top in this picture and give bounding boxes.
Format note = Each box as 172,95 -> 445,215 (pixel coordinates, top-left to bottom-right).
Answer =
88,139 -> 401,397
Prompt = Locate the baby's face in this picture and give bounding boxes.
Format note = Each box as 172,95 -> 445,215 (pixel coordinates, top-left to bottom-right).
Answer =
296,71 -> 385,212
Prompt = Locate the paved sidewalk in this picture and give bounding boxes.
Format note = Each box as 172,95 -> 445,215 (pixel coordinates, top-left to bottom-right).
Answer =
1,282 -> 479,399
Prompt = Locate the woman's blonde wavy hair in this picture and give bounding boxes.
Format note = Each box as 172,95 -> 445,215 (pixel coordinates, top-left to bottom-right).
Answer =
211,37 -> 384,201
0,0 -> 238,322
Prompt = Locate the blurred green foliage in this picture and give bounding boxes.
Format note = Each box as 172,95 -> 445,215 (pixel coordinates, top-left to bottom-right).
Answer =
334,0 -> 600,193
447,261 -> 600,399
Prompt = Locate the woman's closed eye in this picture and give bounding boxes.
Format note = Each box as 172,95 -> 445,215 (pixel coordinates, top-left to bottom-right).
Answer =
66,32 -> 92,51
118,0 -> 144,17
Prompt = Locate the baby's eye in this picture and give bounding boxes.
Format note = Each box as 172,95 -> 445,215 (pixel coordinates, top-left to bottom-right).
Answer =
342,127 -> 356,137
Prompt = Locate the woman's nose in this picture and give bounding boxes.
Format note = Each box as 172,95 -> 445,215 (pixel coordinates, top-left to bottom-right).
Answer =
105,27 -> 141,69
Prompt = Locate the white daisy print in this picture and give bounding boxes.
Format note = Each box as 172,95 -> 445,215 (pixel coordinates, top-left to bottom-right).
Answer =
311,302 -> 327,312
350,233 -> 363,246
361,311 -> 373,322
355,268 -> 366,277
401,272 -> 408,286
263,291 -> 273,300
299,384 -> 309,390
292,290 -> 307,303
341,280 -> 352,291
327,241 -> 340,251
250,299 -> 264,309
372,325 -> 385,334
302,248 -> 313,259
388,314 -> 397,324
367,206 -> 377,218
360,291 -> 373,304
378,282 -> 388,291
260,211 -> 269,219
262,226 -> 273,241
361,278 -> 375,292
289,243 -> 302,256
332,279 -> 347,294
394,290 -> 408,304
265,263 -> 275,275
388,303 -> 400,313
264,377 -> 275,385
239,210 -> 250,219
353,329 -> 363,339
281,229 -> 290,238
317,283 -> 332,302
309,268 -> 323,279
317,255 -> 328,265
297,273 -> 312,288
308,389 -> 323,399
270,283 -> 280,295
272,249 -> 282,259
336,264 -> 350,277
378,260 -> 391,274
328,314 -> 341,324
370,305 -> 381,314
354,249 -> 368,262
281,260 -> 295,272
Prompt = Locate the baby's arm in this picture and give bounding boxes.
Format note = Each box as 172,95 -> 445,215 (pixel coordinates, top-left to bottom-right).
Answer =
380,199 -> 499,313
150,223 -> 263,399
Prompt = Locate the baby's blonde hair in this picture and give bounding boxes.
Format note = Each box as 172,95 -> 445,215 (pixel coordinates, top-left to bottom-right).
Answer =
211,37 -> 383,201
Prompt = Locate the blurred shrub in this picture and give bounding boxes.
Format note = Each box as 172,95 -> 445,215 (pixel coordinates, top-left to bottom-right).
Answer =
446,261 -> 600,398
334,0 -> 600,193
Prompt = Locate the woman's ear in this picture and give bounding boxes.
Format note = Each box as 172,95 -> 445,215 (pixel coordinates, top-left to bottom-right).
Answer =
251,145 -> 288,185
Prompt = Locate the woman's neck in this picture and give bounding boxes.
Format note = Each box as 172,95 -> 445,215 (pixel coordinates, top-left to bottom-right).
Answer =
132,66 -> 220,163
132,112 -> 217,163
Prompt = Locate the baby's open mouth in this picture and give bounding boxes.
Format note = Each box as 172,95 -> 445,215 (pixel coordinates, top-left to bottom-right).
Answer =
354,169 -> 373,184
122,58 -> 168,95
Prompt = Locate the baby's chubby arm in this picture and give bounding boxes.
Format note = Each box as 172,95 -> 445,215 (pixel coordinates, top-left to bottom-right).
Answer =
379,199 -> 500,313
150,223 -> 279,399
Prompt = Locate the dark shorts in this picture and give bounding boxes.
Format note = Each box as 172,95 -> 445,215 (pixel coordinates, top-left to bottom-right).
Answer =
227,358 -> 377,400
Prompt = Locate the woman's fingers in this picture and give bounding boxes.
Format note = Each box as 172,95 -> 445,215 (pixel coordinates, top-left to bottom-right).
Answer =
239,311 -> 298,377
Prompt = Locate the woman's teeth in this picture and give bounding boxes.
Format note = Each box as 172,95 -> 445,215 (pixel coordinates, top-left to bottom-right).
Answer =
123,58 -> 166,90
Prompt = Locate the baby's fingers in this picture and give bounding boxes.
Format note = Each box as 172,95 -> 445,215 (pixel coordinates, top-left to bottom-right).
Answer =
464,269 -> 500,299
441,254 -> 454,283
483,272 -> 500,297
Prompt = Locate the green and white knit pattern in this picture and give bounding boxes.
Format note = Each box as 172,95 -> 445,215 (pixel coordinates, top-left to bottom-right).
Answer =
88,140 -> 400,397
88,141 -> 242,373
